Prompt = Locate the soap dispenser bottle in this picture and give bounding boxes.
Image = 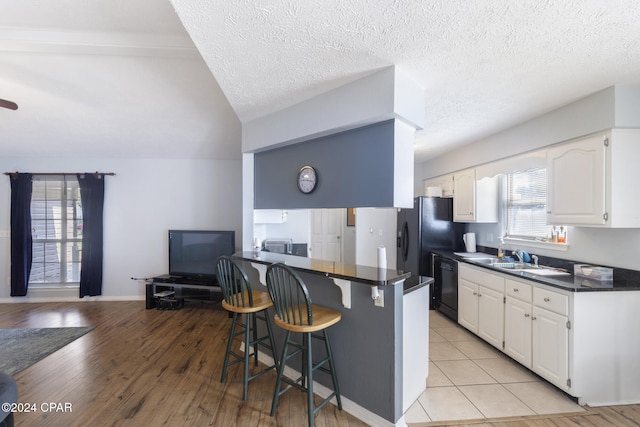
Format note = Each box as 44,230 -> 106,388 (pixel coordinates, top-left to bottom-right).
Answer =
497,237 -> 504,260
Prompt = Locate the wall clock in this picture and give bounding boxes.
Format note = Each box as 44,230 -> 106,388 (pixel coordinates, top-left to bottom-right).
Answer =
297,165 -> 318,194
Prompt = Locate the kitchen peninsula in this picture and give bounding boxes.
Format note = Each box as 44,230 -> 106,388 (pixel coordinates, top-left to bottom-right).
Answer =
233,251 -> 432,426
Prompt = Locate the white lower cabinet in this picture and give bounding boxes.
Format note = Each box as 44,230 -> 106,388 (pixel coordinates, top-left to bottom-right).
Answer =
504,296 -> 532,368
460,265 -> 570,391
458,278 -> 479,332
458,264 -> 504,350
532,286 -> 570,391
532,306 -> 569,390
460,262 -> 640,405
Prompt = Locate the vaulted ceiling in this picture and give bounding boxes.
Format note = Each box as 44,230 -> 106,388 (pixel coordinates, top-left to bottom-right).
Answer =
2,0 -> 640,163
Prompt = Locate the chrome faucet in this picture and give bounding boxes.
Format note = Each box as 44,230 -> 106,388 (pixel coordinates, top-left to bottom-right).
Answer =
512,250 -> 523,262
531,255 -> 539,266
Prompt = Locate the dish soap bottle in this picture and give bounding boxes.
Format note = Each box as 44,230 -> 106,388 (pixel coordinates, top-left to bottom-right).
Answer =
497,238 -> 504,260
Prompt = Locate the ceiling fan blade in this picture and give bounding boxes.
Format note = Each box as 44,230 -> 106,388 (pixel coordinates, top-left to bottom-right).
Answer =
0,99 -> 18,110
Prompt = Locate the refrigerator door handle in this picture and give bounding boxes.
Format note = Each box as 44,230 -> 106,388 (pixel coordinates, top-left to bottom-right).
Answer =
401,221 -> 410,261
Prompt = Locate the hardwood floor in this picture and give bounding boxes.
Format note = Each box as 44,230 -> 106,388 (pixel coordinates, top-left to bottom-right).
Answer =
0,300 -> 366,427
0,300 -> 638,427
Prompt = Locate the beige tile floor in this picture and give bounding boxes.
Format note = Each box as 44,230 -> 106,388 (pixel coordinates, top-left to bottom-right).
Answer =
405,310 -> 584,424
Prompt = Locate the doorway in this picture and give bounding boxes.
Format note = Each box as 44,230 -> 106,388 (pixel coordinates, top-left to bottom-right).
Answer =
309,209 -> 344,262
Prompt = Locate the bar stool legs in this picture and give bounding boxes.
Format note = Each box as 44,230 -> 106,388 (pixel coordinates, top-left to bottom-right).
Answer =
220,309 -> 278,401
270,329 -> 342,427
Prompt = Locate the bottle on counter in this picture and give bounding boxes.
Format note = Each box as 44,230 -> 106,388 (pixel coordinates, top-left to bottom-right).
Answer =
497,238 -> 504,260
558,226 -> 566,243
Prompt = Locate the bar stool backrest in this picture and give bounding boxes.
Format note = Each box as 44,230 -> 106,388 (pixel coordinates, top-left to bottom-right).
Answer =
266,263 -> 313,326
215,256 -> 254,308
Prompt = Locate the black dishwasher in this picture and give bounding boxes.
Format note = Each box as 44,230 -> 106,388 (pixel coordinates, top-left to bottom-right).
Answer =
433,255 -> 458,322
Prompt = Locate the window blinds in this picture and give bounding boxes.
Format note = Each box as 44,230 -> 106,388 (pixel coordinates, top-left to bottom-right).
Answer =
506,168 -> 551,239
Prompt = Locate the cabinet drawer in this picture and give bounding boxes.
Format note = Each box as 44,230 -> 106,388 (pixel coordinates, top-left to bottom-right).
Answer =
505,278 -> 532,303
459,264 -> 504,293
533,287 -> 569,316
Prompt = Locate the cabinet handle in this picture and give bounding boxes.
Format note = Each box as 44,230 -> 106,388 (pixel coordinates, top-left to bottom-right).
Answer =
544,297 -> 550,302
513,288 -> 519,292
473,292 -> 478,296
524,313 -> 530,318
478,294 -> 482,297
532,316 -> 537,320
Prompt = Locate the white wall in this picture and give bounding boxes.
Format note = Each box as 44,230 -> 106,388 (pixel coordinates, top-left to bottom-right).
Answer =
0,156 -> 242,302
254,209 -> 310,244
355,208 -> 397,269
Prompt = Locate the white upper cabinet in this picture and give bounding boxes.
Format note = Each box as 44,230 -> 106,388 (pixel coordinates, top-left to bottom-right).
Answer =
547,129 -> 640,227
453,168 -> 498,223
546,133 -> 606,225
424,174 -> 454,197
254,209 -> 288,223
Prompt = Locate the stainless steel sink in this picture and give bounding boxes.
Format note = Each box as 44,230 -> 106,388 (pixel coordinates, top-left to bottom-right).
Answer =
468,258 -> 570,276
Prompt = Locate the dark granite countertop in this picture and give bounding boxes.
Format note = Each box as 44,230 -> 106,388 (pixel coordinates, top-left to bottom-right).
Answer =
233,251 -> 411,286
403,275 -> 434,295
433,250 -> 640,292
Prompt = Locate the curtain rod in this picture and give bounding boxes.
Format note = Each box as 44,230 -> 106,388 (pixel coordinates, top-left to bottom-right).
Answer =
4,171 -> 115,177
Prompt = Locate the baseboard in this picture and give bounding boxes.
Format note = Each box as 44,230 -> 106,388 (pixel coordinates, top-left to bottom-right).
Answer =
0,295 -> 145,303
247,346 -> 404,427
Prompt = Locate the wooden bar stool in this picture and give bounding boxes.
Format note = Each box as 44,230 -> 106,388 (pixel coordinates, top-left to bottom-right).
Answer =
266,263 -> 342,427
215,256 -> 279,400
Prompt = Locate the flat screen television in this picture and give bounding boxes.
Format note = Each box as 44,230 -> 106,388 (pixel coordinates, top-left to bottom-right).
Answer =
168,230 -> 235,280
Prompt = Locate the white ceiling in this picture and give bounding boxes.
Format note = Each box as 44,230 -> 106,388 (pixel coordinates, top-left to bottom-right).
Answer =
2,0 -> 640,163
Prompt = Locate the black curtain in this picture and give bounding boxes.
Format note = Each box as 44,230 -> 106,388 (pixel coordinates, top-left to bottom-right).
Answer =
10,173 -> 33,297
77,173 -> 105,297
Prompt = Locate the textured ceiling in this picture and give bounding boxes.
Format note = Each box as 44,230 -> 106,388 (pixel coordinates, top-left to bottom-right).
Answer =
2,0 -> 640,163
171,0 -> 640,162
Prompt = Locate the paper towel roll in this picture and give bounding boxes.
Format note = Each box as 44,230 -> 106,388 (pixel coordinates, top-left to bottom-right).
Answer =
463,233 -> 476,253
377,245 -> 387,269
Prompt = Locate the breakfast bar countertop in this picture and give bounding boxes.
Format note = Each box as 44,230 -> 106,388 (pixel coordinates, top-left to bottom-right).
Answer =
233,251 -> 411,286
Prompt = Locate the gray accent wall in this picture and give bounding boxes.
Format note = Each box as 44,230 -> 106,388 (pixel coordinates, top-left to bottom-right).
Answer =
254,121 -> 395,209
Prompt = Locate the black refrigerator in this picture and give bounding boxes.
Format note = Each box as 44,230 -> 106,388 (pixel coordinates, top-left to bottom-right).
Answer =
397,196 -> 466,311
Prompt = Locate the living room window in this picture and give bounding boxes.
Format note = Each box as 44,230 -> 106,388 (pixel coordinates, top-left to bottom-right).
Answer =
29,175 -> 83,286
506,167 -> 556,241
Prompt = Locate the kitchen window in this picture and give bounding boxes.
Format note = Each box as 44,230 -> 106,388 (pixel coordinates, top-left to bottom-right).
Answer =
506,167 -> 562,241
29,175 -> 83,286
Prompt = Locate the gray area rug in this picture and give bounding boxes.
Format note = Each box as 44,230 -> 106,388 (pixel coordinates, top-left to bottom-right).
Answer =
0,327 -> 94,376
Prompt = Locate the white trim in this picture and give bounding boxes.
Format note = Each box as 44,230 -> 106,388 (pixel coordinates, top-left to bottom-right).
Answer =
504,237 -> 569,252
0,295 -> 144,303
0,27 -> 199,58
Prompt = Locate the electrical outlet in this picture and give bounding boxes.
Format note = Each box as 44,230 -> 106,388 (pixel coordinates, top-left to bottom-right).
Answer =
0,230 -> 10,238
374,289 -> 384,307
486,233 -> 493,242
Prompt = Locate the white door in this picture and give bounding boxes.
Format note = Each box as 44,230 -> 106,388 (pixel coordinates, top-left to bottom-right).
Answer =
504,296 -> 532,368
457,279 -> 479,333
453,169 -> 476,222
309,209 -> 343,262
478,286 -> 504,350
532,306 -> 569,390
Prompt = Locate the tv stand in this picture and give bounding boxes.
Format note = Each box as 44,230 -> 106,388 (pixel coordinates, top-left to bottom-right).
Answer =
146,275 -> 222,309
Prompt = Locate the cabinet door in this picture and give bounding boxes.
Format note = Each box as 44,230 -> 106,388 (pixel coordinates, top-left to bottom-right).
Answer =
532,306 -> 569,390
440,174 -> 454,197
478,286 -> 504,349
547,134 -> 606,225
458,278 -> 478,333
453,169 -> 476,221
504,297 -> 532,368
